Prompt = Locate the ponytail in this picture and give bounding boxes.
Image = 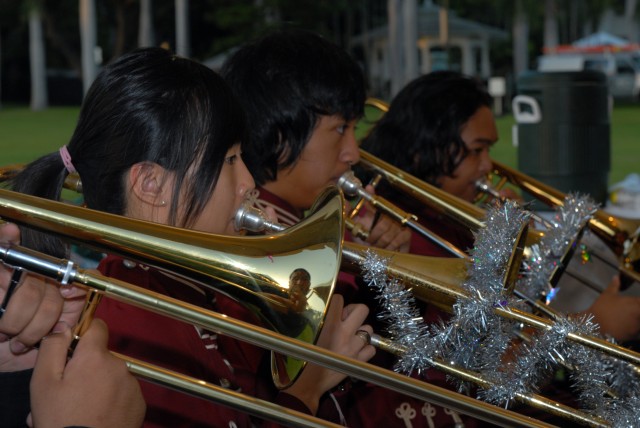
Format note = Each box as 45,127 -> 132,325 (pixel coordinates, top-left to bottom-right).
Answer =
10,151 -> 71,258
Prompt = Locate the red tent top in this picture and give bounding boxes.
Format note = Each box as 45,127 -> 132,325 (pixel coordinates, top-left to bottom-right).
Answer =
543,44 -> 640,54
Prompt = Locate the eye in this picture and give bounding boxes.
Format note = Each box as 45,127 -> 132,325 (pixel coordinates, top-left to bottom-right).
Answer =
336,123 -> 348,135
469,145 -> 489,156
224,154 -> 238,165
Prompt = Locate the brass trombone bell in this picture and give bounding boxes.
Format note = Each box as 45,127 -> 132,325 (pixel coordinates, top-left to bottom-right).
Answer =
0,186 -> 345,389
235,199 -> 468,311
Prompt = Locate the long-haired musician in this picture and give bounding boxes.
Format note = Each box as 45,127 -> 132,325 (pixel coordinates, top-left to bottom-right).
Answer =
7,46 -> 375,427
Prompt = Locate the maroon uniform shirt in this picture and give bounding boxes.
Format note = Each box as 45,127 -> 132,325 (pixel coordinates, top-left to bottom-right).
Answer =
95,255 -> 310,427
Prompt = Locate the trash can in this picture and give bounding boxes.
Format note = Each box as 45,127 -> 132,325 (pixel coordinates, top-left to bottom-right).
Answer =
513,70 -> 610,209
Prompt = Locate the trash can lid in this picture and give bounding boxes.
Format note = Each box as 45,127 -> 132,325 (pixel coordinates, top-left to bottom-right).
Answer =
518,70 -> 607,87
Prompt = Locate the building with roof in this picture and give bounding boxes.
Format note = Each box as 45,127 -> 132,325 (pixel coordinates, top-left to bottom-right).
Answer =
351,3 -> 508,98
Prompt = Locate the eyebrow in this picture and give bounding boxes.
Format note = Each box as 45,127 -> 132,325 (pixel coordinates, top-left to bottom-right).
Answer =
470,138 -> 497,146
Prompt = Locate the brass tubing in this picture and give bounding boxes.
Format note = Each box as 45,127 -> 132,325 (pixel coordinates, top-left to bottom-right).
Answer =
235,205 -> 609,426
0,164 -> 82,193
338,171 -> 469,258
495,306 -> 640,365
490,160 -> 637,258
358,150 -> 486,231
0,244 -> 550,428
341,243 -> 640,367
235,202 -> 640,367
0,164 -> 24,182
117,353 -> 342,428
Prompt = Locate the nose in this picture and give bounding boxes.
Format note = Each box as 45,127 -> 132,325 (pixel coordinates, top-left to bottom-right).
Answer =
341,128 -> 360,166
237,159 -> 256,198
478,151 -> 493,175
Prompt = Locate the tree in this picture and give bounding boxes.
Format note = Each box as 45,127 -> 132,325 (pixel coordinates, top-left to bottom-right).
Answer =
388,0 -> 402,96
79,0 -> 97,95
512,0 -> 530,76
175,0 -> 189,57
624,0 -> 638,42
138,0 -> 154,47
403,0 -> 418,90
544,0 -> 558,49
386,0 -> 419,97
29,1 -> 48,111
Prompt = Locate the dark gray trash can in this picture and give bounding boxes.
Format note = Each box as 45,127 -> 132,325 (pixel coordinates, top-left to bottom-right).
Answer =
513,70 -> 610,209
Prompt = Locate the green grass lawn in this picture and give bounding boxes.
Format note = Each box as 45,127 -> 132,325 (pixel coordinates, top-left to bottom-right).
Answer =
0,106 -> 79,165
1,103 -> 638,187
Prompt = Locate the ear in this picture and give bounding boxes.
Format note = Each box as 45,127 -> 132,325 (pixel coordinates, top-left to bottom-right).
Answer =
128,162 -> 171,207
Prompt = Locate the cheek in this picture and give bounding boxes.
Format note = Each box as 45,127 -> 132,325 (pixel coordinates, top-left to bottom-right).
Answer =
467,156 -> 485,174
193,192 -> 234,235
294,162 -> 331,191
224,222 -> 240,236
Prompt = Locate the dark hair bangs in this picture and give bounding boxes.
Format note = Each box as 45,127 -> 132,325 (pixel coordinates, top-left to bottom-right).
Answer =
171,68 -> 247,228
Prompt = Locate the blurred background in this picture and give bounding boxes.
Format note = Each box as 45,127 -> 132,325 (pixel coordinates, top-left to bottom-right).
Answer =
0,0 -> 639,187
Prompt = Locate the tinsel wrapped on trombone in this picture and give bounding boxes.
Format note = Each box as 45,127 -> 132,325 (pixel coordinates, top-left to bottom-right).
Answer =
360,200 -> 640,427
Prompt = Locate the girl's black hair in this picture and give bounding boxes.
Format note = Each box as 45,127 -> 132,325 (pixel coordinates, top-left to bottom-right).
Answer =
12,47 -> 246,256
362,71 -> 492,186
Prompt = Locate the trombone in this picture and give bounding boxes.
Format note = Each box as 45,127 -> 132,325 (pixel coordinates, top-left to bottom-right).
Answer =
0,173 -> 631,426
484,160 -> 640,285
233,201 -> 632,427
359,97 -> 639,286
0,186 -> 555,428
234,202 -> 640,368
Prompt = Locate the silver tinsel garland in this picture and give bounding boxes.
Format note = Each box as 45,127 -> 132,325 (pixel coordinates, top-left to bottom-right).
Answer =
516,193 -> 597,302
360,199 -> 640,426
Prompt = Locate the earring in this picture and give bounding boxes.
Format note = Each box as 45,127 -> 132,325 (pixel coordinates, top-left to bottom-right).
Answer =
160,200 -> 166,207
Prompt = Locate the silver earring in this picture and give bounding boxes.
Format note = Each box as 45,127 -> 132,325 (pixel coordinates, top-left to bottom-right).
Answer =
160,200 -> 166,206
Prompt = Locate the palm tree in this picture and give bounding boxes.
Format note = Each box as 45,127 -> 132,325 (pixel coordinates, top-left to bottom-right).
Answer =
175,0 -> 189,57
138,0 -> 154,47
387,0 -> 419,97
624,0 -> 638,42
388,0 -> 402,96
544,0 -> 558,49
29,1 -> 48,111
79,0 -> 98,95
512,0 -> 530,77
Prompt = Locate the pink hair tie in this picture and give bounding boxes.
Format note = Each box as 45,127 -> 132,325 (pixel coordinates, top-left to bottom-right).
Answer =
59,145 -> 76,174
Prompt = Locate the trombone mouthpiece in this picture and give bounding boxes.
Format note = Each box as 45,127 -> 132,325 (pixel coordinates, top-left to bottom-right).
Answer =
338,170 -> 363,198
234,201 -> 285,234
475,179 -> 502,199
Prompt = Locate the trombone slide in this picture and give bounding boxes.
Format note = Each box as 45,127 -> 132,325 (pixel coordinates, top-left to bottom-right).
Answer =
338,170 -> 468,258
0,244 -> 550,428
